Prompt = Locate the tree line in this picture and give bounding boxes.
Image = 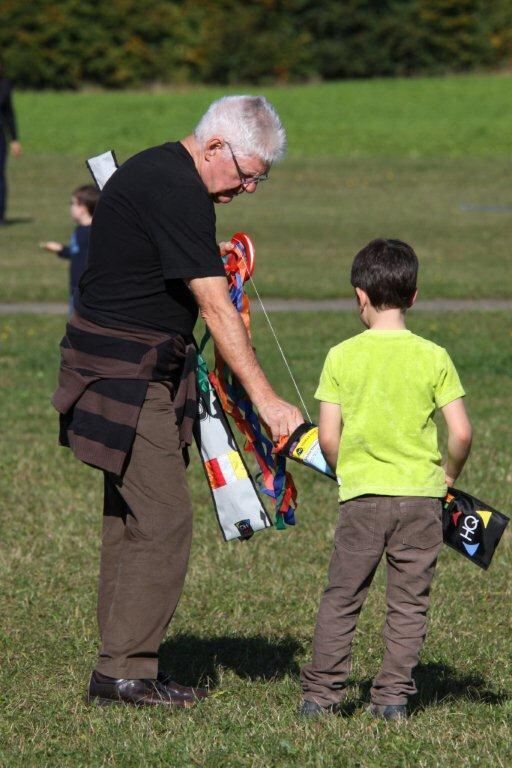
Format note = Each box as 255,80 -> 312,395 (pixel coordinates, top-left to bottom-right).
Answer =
1,0 -> 511,89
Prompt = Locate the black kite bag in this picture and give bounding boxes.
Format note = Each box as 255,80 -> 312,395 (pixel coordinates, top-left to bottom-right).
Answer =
443,487 -> 509,570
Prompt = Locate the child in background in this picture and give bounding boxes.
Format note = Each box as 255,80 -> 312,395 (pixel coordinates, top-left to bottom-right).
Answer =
41,185 -> 99,310
300,238 -> 472,720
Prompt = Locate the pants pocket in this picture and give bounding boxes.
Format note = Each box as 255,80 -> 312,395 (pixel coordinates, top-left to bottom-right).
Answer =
398,498 -> 443,549
335,498 -> 377,551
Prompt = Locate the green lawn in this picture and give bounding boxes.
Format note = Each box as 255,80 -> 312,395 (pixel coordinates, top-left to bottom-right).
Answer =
13,75 -> 512,158
1,74 -> 512,302
1,311 -> 510,767
1,75 -> 511,766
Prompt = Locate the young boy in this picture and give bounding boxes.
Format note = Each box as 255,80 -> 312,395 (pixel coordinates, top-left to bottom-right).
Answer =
41,185 -> 99,310
300,238 -> 472,720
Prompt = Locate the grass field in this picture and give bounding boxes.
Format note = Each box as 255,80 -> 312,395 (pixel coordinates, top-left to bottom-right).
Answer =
1,74 -> 512,302
1,74 -> 511,767
1,311 -> 511,767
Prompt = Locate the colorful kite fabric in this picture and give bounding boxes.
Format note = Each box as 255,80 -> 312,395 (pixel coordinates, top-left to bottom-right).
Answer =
201,233 -> 298,530
194,358 -> 272,541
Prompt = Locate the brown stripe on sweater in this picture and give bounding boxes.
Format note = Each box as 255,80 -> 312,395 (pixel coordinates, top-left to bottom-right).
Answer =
69,311 -> 178,347
53,311 -> 198,476
65,349 -> 143,379
67,432 -> 128,476
77,389 -> 141,427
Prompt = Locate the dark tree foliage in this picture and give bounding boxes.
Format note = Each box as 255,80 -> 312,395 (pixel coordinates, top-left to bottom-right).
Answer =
0,0 -> 510,88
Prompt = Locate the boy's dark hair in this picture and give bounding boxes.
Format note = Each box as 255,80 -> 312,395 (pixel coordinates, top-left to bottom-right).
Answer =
73,185 -> 100,216
350,238 -> 418,310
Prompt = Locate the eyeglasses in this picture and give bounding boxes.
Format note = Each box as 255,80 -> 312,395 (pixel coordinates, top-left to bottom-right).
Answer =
225,142 -> 269,189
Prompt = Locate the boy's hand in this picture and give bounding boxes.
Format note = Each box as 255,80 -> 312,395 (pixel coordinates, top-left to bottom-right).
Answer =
318,401 -> 343,472
40,241 -> 63,253
444,469 -> 457,487
441,398 -> 472,489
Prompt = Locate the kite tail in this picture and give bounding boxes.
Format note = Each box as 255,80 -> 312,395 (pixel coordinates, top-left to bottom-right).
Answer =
204,233 -> 298,528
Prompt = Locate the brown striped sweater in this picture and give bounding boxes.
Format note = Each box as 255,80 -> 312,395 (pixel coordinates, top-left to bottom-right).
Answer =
52,312 -> 197,476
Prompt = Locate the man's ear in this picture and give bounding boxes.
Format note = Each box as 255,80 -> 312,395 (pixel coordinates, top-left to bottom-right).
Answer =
408,288 -> 418,308
205,137 -> 224,160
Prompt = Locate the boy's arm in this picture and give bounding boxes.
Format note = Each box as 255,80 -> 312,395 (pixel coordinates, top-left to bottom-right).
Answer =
318,400 -> 343,473
440,397 -> 472,486
40,241 -> 68,257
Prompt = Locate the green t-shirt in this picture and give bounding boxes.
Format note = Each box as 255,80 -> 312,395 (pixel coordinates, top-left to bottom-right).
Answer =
315,330 -> 465,501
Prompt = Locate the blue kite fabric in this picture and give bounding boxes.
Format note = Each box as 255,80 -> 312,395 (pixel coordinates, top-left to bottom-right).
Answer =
442,487 -> 509,570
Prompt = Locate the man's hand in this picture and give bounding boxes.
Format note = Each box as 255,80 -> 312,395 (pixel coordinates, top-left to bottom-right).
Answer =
188,274 -> 303,442
218,240 -> 236,258
10,141 -> 22,158
256,395 -> 303,443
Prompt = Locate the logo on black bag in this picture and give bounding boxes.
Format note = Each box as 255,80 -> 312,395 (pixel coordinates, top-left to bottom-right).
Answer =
452,508 -> 492,557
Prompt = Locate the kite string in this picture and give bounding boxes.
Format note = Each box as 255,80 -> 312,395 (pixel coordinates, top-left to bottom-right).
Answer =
238,251 -> 312,423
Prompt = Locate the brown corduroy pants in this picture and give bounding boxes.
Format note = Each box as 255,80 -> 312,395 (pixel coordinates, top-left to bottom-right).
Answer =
301,495 -> 443,707
95,382 -> 193,680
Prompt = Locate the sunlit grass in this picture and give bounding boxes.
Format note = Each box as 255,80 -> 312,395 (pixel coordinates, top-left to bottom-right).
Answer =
1,312 -> 510,767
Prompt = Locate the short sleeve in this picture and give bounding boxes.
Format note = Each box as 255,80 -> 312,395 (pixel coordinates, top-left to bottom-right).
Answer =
145,182 -> 225,280
434,348 -> 465,408
315,348 -> 342,404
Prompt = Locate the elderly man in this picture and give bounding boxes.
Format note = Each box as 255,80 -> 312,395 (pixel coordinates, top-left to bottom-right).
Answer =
53,95 -> 303,707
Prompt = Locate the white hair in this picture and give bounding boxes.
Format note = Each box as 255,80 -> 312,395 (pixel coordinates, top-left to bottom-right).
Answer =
194,95 -> 287,164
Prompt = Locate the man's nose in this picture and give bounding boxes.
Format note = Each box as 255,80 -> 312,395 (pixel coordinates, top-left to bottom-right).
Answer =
244,181 -> 258,193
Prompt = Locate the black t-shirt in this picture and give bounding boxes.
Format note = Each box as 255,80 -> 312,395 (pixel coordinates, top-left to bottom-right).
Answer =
76,142 -> 225,335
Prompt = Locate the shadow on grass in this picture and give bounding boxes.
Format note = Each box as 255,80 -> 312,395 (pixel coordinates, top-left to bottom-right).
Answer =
352,661 -> 507,715
0,217 -> 34,226
159,633 -> 302,687
160,640 -> 507,714
411,661 -> 508,709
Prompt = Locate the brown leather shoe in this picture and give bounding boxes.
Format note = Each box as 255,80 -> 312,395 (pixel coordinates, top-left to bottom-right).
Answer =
157,671 -> 208,701
87,670 -> 196,708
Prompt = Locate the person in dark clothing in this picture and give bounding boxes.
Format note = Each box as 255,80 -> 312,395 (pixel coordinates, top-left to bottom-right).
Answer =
0,60 -> 22,224
41,185 -> 99,310
52,95 -> 304,709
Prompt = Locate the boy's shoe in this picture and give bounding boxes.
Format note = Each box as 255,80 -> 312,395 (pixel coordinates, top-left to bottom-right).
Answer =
299,699 -> 338,717
366,703 -> 407,721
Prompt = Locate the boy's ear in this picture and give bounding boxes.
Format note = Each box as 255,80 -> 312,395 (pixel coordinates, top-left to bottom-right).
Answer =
355,287 -> 367,307
408,289 -> 418,308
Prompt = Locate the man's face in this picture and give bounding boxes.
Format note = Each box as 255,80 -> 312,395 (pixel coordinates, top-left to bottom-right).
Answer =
203,140 -> 269,204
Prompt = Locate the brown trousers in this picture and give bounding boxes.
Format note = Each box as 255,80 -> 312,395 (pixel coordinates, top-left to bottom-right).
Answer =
301,496 -> 443,707
96,382 -> 193,679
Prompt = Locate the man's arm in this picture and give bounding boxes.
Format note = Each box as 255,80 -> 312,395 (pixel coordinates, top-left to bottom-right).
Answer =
441,397 -> 472,486
318,400 -> 342,472
188,274 -> 303,441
